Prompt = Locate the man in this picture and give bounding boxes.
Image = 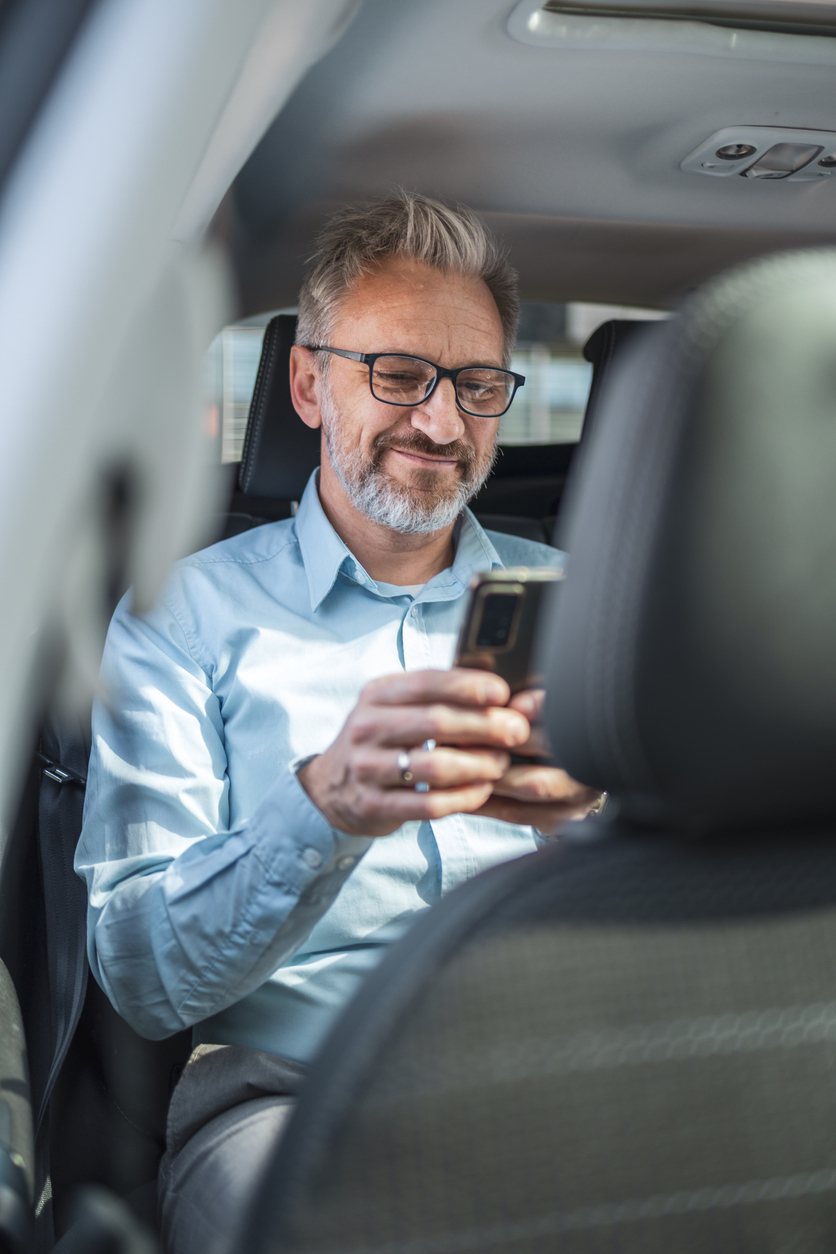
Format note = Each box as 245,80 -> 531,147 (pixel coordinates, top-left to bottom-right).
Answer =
77,193 -> 598,1253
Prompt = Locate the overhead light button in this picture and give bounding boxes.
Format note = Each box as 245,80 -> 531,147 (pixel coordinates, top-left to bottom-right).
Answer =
716,143 -> 756,160
743,142 -> 822,180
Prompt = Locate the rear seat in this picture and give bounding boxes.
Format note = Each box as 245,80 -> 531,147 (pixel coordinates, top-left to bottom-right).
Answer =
580,317 -> 658,442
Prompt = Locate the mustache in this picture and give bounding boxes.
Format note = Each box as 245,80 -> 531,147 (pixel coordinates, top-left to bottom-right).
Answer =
372,429 -> 476,467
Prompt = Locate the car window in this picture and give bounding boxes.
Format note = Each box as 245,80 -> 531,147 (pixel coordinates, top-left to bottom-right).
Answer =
204,301 -> 669,462
204,319 -> 271,464
503,301 -> 669,445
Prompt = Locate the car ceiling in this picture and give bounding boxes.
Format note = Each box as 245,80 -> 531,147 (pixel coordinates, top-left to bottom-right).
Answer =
228,0 -> 836,314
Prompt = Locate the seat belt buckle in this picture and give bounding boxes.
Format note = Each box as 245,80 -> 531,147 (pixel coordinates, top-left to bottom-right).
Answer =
36,752 -> 86,787
42,765 -> 72,785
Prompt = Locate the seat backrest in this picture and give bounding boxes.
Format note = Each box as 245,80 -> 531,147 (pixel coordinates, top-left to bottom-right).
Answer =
244,827 -> 836,1254
580,317 -> 657,443
241,249 -> 836,1254
234,314 -> 320,520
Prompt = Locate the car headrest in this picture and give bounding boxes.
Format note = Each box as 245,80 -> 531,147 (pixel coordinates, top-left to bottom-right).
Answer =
238,314 -> 321,500
545,250 -> 836,834
581,319 -> 657,442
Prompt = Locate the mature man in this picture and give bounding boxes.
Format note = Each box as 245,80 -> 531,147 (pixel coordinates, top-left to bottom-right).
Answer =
77,193 -> 597,1253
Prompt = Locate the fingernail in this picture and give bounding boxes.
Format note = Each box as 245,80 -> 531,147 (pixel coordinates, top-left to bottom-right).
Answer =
507,713 -> 529,744
515,693 -> 537,717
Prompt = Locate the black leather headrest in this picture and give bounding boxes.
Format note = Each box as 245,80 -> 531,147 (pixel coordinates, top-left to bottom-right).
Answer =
581,319 -> 656,442
238,315 -> 321,500
545,251 -> 836,834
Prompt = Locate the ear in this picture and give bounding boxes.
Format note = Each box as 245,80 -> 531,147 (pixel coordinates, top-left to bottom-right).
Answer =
289,345 -> 323,429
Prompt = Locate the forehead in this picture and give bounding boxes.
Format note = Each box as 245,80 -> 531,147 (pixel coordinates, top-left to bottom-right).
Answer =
330,257 -> 505,363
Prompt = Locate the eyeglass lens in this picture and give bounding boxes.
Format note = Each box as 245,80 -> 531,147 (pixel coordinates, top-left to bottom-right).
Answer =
370,355 -> 515,416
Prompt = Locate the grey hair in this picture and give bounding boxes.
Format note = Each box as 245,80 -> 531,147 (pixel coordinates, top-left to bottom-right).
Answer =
296,191 -> 519,367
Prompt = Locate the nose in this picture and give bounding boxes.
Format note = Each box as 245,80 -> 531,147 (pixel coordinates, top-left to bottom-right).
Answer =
410,377 -> 465,444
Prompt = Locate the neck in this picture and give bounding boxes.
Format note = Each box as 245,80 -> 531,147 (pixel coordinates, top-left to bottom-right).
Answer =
317,458 -> 456,585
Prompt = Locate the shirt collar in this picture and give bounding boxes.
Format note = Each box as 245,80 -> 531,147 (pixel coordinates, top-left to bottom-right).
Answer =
294,470 -> 504,612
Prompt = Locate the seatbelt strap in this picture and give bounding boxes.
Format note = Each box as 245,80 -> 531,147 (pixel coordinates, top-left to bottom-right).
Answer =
34,721 -> 90,1142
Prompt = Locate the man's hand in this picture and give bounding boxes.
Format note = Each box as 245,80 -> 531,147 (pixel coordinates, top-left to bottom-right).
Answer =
476,689 -> 602,835
297,669 -> 530,836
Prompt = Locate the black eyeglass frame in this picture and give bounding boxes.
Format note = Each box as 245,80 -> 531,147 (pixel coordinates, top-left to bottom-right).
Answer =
307,346 -> 525,418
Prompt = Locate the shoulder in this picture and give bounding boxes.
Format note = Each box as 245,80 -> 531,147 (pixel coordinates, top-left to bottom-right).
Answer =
117,519 -> 302,667
179,517 -> 298,571
482,529 -> 566,572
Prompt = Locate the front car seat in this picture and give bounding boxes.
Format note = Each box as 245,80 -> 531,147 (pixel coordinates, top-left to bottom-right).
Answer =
238,248 -> 836,1254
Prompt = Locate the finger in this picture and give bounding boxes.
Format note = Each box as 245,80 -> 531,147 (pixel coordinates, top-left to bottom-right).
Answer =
475,794 -> 594,832
363,668 -> 511,710
506,689 -> 554,759
507,688 -> 544,721
505,726 -> 552,758
353,746 -> 511,790
361,780 -> 497,827
351,703 -> 530,751
490,764 -> 602,805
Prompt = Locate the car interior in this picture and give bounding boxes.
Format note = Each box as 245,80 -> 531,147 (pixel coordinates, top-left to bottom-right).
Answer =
3,1 -> 836,1251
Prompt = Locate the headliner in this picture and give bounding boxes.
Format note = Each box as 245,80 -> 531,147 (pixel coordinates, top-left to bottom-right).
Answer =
228,0 -> 836,314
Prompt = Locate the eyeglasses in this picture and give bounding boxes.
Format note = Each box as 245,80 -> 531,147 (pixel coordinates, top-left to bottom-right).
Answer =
307,346 -> 525,418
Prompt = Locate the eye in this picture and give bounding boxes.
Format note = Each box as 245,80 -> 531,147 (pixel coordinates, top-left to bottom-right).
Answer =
456,370 -> 510,412
460,379 -> 499,398
377,369 -> 423,386
371,356 -> 434,399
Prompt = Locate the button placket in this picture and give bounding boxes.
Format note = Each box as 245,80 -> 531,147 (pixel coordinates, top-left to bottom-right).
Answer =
401,601 -> 434,671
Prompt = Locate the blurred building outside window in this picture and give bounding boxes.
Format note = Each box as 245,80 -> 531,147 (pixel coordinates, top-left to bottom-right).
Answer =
205,302 -> 668,463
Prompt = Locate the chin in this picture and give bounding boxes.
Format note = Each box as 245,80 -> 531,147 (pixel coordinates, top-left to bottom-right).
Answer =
403,466 -> 460,493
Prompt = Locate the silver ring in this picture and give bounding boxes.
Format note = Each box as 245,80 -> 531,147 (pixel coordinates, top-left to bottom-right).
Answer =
590,791 -> 608,816
397,750 -> 413,784
414,739 -> 436,792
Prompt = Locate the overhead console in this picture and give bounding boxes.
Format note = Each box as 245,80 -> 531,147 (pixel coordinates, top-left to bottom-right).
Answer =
681,126 -> 836,181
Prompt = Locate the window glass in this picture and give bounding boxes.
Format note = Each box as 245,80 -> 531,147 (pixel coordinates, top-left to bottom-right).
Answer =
204,325 -> 267,463
204,302 -> 669,460
500,302 -> 667,445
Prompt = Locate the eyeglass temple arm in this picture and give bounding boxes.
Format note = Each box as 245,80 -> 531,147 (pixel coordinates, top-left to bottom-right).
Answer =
306,346 -> 365,363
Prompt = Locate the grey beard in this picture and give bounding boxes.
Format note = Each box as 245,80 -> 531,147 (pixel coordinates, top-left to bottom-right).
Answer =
320,383 -> 496,535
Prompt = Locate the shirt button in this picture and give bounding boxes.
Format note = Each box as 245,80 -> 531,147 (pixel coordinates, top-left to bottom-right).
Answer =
336,855 -> 357,871
302,847 -> 323,869
410,605 -> 419,617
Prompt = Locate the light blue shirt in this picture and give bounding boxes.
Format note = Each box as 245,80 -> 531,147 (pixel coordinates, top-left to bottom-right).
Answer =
76,472 -> 563,1064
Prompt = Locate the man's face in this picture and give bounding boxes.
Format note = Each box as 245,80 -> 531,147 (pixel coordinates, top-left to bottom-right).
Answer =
317,258 -> 506,534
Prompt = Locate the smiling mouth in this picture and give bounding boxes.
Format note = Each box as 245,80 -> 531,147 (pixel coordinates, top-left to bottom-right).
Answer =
388,447 -> 459,469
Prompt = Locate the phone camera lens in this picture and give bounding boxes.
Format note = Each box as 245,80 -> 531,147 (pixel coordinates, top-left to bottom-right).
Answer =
476,594 -> 517,649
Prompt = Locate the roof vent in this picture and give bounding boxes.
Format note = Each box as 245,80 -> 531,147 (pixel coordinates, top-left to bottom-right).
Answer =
681,127 -> 836,180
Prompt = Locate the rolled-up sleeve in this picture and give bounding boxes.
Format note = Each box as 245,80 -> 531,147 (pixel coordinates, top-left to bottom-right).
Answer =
76,592 -> 369,1041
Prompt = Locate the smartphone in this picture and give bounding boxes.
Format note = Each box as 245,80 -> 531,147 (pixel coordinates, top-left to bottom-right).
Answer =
453,567 -> 563,694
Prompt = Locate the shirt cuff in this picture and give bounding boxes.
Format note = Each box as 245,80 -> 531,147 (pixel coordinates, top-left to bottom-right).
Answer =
249,758 -> 372,908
